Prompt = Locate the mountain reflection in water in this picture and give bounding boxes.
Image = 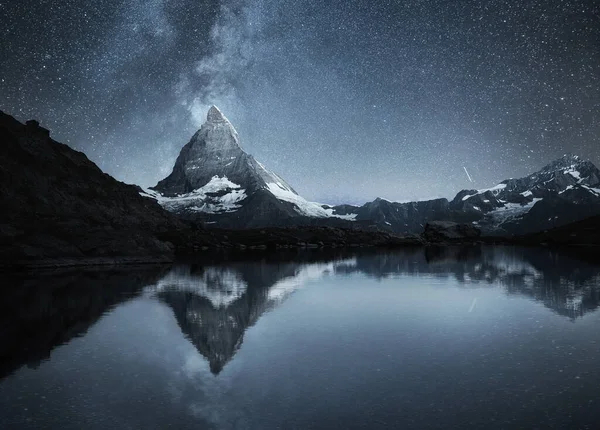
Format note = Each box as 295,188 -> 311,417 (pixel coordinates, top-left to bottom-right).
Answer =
3,246 -> 600,430
151,246 -> 600,375
1,246 -> 599,381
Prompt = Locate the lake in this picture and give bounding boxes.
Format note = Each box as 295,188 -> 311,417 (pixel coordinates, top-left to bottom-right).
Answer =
1,246 -> 600,429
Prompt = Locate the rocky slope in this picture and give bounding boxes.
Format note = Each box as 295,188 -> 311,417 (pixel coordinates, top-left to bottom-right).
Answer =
0,110 -> 188,268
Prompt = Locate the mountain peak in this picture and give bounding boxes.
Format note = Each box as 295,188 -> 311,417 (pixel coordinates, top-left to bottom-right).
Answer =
540,154 -> 586,173
559,153 -> 582,163
207,105 -> 226,122
152,105 -> 299,199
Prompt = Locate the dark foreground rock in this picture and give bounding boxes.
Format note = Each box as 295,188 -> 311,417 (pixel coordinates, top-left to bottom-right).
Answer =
0,111 -> 189,268
422,221 -> 482,244
516,214 -> 600,247
167,226 -> 423,254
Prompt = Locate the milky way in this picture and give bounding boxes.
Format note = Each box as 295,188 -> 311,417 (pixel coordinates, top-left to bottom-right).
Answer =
1,0 -> 599,203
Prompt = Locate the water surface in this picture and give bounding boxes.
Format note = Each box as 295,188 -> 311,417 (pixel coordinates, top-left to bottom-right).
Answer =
1,246 -> 600,429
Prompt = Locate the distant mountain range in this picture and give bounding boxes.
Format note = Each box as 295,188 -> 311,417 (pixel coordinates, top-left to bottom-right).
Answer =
334,152 -> 600,236
0,110 -> 188,267
147,106 -> 600,235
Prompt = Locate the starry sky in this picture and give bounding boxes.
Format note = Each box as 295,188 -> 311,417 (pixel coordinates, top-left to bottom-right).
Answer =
1,0 -> 599,203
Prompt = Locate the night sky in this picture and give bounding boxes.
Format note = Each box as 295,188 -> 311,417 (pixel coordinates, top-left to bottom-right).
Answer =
1,0 -> 599,203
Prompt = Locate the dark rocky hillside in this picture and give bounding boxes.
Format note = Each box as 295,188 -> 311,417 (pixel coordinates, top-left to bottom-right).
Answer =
0,111 -> 188,268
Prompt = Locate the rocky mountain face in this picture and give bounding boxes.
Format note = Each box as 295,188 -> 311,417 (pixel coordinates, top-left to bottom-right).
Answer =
148,106 -> 357,228
0,110 -> 189,268
154,106 -> 297,197
329,154 -> 600,235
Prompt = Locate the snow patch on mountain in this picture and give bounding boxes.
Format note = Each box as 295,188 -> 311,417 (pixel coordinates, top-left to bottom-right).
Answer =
488,198 -> 542,224
559,185 -> 574,194
153,266 -> 248,308
482,183 -> 508,194
196,176 -> 241,193
463,183 -> 507,200
565,168 -> 582,181
266,182 -> 329,217
268,258 -> 357,302
559,160 -> 589,182
322,207 -> 358,220
143,175 -> 247,214
582,185 -> 600,196
265,182 -> 357,220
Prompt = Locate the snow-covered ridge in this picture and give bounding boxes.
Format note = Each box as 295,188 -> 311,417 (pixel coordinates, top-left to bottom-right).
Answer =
265,182 -> 357,220
142,175 -> 247,214
267,258 -> 357,302
583,185 -> 600,196
488,198 -> 543,224
152,266 -> 248,308
462,183 -> 507,201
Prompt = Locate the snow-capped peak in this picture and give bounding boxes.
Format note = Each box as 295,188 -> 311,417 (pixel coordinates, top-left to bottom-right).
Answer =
149,106 -> 358,224
539,154 -> 586,174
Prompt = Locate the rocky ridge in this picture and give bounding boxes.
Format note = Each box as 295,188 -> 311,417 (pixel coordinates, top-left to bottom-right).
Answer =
0,110 -> 189,268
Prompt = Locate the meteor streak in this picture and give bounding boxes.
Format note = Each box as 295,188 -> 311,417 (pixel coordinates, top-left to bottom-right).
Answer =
463,166 -> 473,183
